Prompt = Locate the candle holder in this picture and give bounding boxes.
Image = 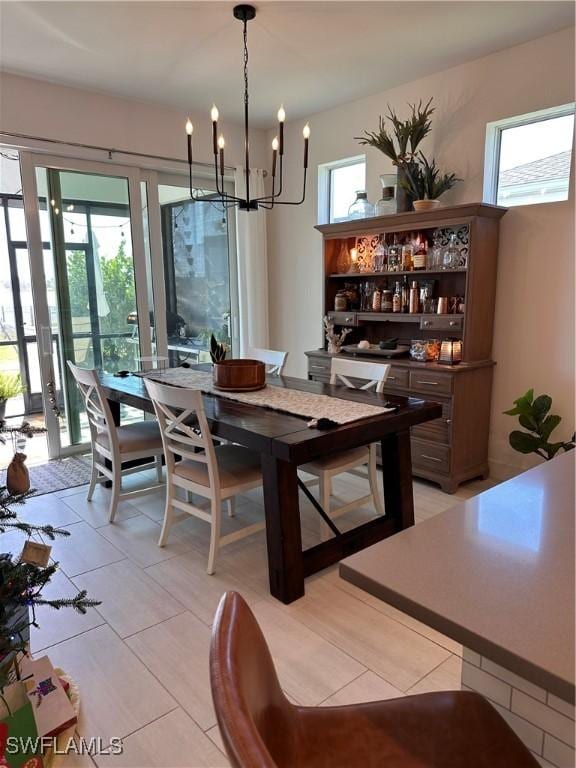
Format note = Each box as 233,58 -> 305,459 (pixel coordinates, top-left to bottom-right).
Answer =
438,338 -> 462,365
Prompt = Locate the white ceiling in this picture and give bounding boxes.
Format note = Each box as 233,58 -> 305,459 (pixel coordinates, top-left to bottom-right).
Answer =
1,1 -> 574,127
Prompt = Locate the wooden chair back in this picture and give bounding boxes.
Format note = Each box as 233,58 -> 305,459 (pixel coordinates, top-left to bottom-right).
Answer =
245,347 -> 288,376
67,361 -> 117,453
329,357 -> 390,394
144,378 -> 220,490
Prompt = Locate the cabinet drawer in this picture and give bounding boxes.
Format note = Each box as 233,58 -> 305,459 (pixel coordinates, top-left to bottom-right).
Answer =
411,400 -> 451,444
327,311 -> 357,327
308,357 -> 330,374
420,315 -> 463,332
409,370 -> 453,395
411,439 -> 450,473
384,366 -> 409,390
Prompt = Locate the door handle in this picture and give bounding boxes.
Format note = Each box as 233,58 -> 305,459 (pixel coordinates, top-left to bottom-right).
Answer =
40,326 -> 52,357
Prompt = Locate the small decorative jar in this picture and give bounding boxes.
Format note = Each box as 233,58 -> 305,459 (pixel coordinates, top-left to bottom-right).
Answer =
336,243 -> 351,273
381,289 -> 393,313
334,290 -> 348,312
374,174 -> 397,216
409,340 -> 428,362
348,191 -> 375,220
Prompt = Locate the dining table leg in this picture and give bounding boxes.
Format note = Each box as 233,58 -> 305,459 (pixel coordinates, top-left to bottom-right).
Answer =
381,429 -> 415,531
261,455 -> 305,604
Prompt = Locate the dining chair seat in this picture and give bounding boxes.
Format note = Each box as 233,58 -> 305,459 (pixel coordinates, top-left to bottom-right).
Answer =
175,445 -> 262,491
302,445 -> 369,473
96,420 -> 163,453
210,592 -> 540,768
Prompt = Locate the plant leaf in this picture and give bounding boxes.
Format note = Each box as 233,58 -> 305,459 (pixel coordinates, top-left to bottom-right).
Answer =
532,395 -> 552,424
539,414 -> 561,442
509,430 -> 542,454
519,413 -> 537,431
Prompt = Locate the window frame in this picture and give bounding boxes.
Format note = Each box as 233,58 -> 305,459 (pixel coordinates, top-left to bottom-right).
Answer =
483,103 -> 575,206
317,155 -> 366,224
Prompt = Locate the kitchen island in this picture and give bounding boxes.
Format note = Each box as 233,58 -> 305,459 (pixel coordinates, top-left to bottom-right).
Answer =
341,452 -> 575,767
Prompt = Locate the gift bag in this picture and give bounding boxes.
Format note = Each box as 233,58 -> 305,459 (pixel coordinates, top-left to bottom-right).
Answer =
6,454 -> 30,496
0,681 -> 43,768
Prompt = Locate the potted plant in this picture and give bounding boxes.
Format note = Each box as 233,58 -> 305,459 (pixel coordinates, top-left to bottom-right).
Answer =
401,153 -> 461,211
0,375 -> 24,423
504,389 -> 575,460
355,99 -> 435,212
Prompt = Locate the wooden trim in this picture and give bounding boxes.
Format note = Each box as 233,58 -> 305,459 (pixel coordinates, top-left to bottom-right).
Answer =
315,202 -> 507,237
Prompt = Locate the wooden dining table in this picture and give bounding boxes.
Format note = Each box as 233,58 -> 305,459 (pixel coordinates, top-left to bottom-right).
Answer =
100,368 -> 441,604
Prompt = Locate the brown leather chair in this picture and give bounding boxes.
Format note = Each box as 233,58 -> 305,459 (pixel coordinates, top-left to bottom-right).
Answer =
210,592 -> 539,768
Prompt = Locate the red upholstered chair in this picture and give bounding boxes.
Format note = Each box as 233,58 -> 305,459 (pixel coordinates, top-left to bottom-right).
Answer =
210,591 -> 540,768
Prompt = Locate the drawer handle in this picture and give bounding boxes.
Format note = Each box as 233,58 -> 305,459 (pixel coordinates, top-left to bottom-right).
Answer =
421,454 -> 442,463
422,320 -> 430,327
449,321 -> 458,327
445,419 -> 451,424
387,376 -> 396,381
416,380 -> 439,385
345,316 -> 354,323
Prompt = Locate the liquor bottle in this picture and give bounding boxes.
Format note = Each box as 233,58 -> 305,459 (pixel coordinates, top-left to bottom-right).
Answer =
372,285 -> 382,312
401,242 -> 413,271
401,276 -> 410,313
387,235 -> 401,272
373,237 -> 387,272
413,236 -> 427,271
409,280 -> 420,313
392,282 -> 402,313
428,233 -> 443,270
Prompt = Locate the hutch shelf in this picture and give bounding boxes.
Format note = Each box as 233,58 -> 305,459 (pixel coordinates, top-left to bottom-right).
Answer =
308,202 -> 507,493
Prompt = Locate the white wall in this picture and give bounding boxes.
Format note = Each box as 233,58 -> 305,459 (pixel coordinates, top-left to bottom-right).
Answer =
267,26 -> 575,476
0,71 -> 269,172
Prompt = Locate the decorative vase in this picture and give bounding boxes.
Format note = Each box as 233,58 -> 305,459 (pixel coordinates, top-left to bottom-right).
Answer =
413,199 -> 442,212
6,452 -> 30,495
348,191 -> 375,220
396,166 -> 415,213
375,174 -> 397,216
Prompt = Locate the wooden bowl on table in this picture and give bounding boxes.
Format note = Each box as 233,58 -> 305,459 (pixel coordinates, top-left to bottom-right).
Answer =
213,359 -> 266,392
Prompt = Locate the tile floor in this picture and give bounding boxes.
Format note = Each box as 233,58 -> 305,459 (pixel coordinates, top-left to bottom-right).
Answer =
23,469 -> 495,767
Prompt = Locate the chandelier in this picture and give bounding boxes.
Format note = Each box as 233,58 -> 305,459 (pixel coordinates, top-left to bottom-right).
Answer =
184,4 -> 310,212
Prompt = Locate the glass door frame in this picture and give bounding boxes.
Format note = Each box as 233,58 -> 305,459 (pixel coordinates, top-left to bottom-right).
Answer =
19,151 -> 154,458
152,170 -> 240,359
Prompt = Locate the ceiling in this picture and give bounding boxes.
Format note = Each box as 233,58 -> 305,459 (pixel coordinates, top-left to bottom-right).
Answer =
1,1 -> 574,127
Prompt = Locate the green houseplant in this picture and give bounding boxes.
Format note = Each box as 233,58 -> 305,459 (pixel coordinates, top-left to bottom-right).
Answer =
0,375 -> 24,422
504,389 -> 575,460
355,99 -> 435,212
401,153 -> 461,210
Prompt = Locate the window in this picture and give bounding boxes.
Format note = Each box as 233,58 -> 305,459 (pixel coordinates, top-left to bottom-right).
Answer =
484,104 -> 575,207
318,156 -> 366,224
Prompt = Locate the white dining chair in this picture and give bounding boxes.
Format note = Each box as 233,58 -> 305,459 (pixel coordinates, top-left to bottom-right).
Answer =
245,347 -> 288,376
67,362 -> 164,523
144,378 -> 265,574
300,357 -> 390,527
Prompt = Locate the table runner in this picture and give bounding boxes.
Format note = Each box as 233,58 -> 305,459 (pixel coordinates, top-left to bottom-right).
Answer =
139,368 -> 393,425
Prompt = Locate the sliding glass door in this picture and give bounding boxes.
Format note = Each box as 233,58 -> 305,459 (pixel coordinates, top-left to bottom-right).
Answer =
156,173 -> 239,366
20,154 -> 152,456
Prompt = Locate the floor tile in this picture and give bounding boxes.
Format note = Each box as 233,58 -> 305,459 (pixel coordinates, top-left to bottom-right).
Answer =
21,492 -> 82,528
287,575 -> 450,692
46,625 -> 176,740
251,600 -> 366,705
74,560 -> 186,638
30,567 -> 105,652
145,549 -> 261,627
407,654 -> 463,695
96,515 -> 198,568
94,709 -> 228,768
63,489 -> 142,529
321,670 -> 404,706
126,612 -> 216,730
49,522 -> 126,577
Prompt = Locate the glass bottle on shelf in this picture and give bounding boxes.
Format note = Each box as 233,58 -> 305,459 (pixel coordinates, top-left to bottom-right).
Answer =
402,242 -> 414,271
373,237 -> 387,272
442,232 -> 461,270
401,276 -> 410,313
392,282 -> 402,313
428,232 -> 443,270
413,235 -> 427,271
348,190 -> 375,220
374,174 -> 396,216
336,243 -> 351,273
387,235 -> 401,272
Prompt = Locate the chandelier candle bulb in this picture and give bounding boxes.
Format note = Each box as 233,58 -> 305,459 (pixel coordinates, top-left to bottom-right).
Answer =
218,134 -> 225,177
271,136 -> 279,177
185,118 -> 193,165
303,123 -> 310,168
211,104 -> 219,154
278,105 -> 286,155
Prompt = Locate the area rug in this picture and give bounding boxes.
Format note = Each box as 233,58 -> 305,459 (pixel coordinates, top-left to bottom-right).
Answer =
1,456 -> 93,496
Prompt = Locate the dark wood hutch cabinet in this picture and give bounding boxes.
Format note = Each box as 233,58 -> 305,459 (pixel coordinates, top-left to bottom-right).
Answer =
306,203 -> 507,493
